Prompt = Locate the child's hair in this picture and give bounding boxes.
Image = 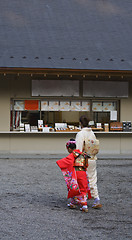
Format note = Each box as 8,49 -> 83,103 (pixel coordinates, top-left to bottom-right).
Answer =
66,138 -> 76,150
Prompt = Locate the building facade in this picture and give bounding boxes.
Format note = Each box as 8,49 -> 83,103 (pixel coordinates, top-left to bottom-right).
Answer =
0,1 -> 132,154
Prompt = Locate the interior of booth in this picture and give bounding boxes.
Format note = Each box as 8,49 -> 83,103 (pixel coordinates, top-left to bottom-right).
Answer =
11,108 -> 112,131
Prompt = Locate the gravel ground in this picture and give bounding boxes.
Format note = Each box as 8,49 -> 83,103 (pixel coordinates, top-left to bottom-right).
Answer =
0,158 -> 132,240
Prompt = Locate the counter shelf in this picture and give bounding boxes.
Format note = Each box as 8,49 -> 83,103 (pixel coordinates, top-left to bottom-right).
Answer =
0,131 -> 132,134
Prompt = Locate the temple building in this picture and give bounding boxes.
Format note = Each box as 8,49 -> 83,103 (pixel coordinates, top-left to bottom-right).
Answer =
0,0 -> 132,154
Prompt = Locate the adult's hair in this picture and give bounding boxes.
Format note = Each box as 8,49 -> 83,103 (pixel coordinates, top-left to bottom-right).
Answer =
79,115 -> 88,127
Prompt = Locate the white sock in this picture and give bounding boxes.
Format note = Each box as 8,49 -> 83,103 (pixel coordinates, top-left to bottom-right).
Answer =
82,205 -> 88,209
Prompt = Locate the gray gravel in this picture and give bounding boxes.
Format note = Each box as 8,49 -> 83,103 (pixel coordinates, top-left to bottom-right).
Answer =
0,157 -> 132,240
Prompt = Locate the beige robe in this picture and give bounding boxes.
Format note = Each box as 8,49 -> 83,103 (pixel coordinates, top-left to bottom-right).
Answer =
76,127 -> 100,199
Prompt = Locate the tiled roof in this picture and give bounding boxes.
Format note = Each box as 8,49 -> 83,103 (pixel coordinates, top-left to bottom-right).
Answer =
0,0 -> 132,70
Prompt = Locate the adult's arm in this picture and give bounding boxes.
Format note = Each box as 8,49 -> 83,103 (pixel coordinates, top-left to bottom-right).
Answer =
75,132 -> 84,152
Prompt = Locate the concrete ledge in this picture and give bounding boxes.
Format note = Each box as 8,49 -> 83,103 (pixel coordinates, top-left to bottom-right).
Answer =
0,153 -> 132,160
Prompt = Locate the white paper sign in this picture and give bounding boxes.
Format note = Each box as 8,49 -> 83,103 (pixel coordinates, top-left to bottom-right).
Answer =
110,111 -> 117,121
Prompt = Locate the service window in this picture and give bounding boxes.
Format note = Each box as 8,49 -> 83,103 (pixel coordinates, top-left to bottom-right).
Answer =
10,99 -> 119,131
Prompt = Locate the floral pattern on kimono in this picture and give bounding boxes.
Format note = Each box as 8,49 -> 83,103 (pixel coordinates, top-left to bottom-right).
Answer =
85,139 -> 99,159
61,168 -> 80,198
56,150 -> 91,200
56,152 -> 80,198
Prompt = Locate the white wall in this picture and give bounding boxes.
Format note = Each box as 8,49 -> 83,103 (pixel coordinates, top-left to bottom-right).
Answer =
0,132 -> 132,154
0,76 -> 10,131
120,81 -> 132,122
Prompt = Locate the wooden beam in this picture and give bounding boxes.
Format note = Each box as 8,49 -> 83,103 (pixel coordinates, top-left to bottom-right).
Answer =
0,67 -> 132,79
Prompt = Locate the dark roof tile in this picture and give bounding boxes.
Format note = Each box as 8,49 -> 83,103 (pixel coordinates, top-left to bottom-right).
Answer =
0,0 -> 132,70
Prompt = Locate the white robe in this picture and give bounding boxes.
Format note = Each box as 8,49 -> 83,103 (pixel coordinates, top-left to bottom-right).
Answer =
76,127 -> 100,199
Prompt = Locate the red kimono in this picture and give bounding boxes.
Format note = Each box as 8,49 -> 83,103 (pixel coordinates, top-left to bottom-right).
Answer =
56,150 -> 91,206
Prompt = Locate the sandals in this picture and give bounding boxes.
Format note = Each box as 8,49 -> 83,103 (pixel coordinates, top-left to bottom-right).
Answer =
68,203 -> 88,212
67,203 -> 77,209
92,198 -> 102,209
80,206 -> 88,213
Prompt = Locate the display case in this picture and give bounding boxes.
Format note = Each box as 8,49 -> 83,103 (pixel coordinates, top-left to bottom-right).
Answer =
10,99 -> 119,132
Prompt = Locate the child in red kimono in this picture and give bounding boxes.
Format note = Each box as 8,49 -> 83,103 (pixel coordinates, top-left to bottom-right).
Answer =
56,139 -> 91,213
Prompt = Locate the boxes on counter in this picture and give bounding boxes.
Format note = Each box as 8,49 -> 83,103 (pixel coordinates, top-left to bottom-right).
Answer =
20,123 -> 24,132
96,123 -> 102,128
31,126 -> 38,132
122,121 -> 131,131
55,123 -> 67,131
25,124 -> 30,132
104,123 -> 109,132
38,120 -> 43,131
43,127 -> 51,132
110,122 -> 123,131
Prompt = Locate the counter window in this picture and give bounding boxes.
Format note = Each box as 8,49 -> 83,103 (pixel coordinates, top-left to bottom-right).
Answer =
10,99 -> 119,131
92,101 -> 118,125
